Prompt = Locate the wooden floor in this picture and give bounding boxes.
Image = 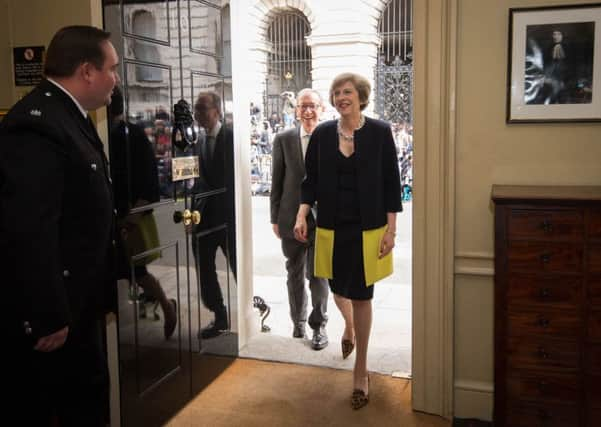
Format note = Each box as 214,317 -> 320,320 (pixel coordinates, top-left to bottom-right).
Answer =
167,357 -> 450,427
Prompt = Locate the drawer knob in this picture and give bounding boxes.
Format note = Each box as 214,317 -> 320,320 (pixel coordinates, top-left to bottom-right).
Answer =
537,346 -> 549,359
541,219 -> 554,233
539,287 -> 551,299
538,409 -> 551,420
540,253 -> 551,263
537,316 -> 550,328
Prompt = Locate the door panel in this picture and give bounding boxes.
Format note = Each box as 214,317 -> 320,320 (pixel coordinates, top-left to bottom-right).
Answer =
184,2 -> 237,359
104,0 -> 236,425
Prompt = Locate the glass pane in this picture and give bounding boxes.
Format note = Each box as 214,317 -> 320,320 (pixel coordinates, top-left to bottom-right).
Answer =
117,243 -> 183,394
188,85 -> 237,357
191,226 -> 237,356
123,0 -> 170,44
220,5 -> 231,76
120,62 -> 174,202
189,0 -> 222,55
184,75 -> 224,197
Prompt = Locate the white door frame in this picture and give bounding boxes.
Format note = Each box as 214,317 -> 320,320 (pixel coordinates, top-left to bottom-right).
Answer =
411,0 -> 456,418
230,0 -> 457,418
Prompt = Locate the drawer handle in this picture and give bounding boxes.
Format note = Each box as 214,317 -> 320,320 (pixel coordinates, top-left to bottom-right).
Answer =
537,316 -> 550,328
539,288 -> 551,299
538,409 -> 551,420
540,253 -> 551,263
541,219 -> 553,233
537,346 -> 549,359
537,380 -> 548,392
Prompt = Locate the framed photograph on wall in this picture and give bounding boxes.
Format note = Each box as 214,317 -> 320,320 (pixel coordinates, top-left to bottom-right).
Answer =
507,3 -> 601,123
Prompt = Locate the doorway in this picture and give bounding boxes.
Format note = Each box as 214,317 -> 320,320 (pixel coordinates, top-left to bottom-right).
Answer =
241,0 -> 414,379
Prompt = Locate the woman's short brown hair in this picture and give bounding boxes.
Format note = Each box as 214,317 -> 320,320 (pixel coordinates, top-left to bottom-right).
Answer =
329,73 -> 371,111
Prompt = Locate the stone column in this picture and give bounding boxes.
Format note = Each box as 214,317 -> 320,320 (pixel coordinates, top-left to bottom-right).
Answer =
306,1 -> 381,116
247,39 -> 270,117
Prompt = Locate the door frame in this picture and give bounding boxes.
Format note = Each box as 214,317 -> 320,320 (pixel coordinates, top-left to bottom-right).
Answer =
411,0 -> 457,418
230,0 -> 458,419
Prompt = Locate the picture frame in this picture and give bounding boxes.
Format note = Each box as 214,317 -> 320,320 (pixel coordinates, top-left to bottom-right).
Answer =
507,3 -> 601,123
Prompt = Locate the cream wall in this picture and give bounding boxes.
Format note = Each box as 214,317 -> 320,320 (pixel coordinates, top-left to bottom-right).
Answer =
4,0 -> 108,137
454,0 -> 601,420
2,0 -> 100,102
0,0 -> 13,108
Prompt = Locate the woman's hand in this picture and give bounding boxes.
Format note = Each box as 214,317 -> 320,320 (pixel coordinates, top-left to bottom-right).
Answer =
294,216 -> 308,243
379,231 -> 395,258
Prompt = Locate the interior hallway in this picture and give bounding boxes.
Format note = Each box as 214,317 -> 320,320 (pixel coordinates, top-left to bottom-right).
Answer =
166,357 -> 449,427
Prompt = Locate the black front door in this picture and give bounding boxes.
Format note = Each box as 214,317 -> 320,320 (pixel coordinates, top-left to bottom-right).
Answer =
104,1 -> 237,425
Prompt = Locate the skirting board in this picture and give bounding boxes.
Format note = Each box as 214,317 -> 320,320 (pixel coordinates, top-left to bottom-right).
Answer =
454,380 -> 493,421
452,418 -> 492,426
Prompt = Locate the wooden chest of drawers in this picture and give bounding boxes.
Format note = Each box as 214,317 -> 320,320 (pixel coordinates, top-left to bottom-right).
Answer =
492,185 -> 601,427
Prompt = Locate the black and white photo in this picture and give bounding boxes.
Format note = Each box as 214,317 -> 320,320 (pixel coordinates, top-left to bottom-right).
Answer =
525,23 -> 594,105
507,4 -> 601,122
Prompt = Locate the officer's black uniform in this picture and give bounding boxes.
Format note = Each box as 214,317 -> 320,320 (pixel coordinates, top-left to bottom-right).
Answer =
0,79 -> 116,426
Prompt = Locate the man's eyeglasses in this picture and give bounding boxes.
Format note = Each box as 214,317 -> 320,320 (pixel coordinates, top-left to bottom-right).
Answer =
298,104 -> 319,111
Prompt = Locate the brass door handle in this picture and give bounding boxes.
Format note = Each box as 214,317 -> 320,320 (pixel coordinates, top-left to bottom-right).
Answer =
191,210 -> 201,225
173,209 -> 201,226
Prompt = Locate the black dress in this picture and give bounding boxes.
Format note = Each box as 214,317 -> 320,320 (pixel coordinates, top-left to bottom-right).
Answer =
329,150 -> 374,300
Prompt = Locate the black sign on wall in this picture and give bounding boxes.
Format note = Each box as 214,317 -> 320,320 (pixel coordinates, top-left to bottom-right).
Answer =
13,46 -> 45,87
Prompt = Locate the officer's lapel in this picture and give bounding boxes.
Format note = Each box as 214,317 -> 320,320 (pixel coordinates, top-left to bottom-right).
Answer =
77,114 -> 105,151
42,80 -> 104,151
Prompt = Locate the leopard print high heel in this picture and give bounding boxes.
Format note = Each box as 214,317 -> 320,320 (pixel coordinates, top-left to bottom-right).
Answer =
351,374 -> 369,410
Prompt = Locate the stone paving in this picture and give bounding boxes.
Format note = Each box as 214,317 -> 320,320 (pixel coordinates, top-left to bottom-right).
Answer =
241,196 -> 413,377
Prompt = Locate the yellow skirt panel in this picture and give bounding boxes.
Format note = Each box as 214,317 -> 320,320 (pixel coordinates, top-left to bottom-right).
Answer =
362,225 -> 393,286
314,227 -> 334,279
314,225 -> 393,285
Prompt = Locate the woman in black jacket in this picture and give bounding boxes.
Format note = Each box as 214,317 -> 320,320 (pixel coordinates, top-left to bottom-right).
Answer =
294,73 -> 402,409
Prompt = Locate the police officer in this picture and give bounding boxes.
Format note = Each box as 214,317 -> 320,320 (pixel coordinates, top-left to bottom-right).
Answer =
0,26 -> 119,426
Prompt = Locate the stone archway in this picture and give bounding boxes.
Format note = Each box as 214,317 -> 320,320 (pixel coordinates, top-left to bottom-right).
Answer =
245,0 -> 316,108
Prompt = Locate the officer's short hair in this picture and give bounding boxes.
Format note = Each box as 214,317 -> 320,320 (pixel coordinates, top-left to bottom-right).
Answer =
44,26 -> 112,78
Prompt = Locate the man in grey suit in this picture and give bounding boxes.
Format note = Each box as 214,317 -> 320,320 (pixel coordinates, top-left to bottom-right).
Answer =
270,88 -> 329,350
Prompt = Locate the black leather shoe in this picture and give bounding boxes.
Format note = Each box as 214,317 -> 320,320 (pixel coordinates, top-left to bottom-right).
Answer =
311,327 -> 328,350
292,324 -> 306,338
199,314 -> 228,339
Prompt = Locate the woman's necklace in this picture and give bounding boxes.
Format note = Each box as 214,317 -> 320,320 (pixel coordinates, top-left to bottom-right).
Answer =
337,115 -> 365,142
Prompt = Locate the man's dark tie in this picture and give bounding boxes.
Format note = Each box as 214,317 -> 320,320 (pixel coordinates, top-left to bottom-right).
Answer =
207,135 -> 216,159
201,135 -> 215,179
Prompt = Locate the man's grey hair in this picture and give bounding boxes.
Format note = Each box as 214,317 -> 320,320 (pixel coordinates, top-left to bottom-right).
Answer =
296,88 -> 323,105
